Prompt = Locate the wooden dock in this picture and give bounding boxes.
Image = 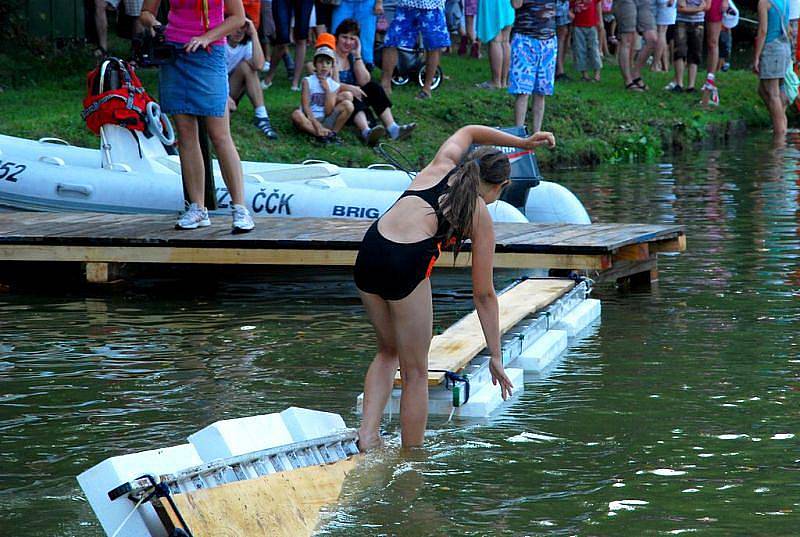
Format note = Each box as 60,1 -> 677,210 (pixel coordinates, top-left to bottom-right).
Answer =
0,212 -> 685,285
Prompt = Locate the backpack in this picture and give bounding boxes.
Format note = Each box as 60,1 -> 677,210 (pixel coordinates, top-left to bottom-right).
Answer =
81,58 -> 154,135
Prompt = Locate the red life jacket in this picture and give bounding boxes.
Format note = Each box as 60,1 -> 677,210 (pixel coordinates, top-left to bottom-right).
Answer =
82,58 -> 154,135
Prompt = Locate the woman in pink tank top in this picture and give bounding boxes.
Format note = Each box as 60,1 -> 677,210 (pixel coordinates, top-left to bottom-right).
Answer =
139,0 -> 256,233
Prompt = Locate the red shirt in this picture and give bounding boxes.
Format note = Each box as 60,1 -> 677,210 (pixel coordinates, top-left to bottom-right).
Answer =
570,0 -> 598,27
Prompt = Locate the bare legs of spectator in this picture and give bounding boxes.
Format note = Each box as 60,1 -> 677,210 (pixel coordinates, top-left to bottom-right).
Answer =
466,15 -> 479,57
173,113 -> 245,208
484,27 -> 511,88
421,49 -> 441,96
556,25 -> 570,77
263,40 -> 304,89
618,31 -> 636,86
291,39 -> 307,89
514,93 -> 546,134
229,61 -> 265,112
381,46 -> 398,96
632,28 -> 657,84
263,44 -> 286,86
94,0 -> 109,56
758,78 -> 787,140
652,24 -> 669,71
702,20 -> 721,105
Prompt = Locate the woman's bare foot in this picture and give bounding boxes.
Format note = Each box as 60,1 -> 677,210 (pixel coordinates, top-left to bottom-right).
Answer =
357,430 -> 384,452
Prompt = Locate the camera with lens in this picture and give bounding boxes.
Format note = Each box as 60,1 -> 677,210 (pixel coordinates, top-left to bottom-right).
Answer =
132,25 -> 176,67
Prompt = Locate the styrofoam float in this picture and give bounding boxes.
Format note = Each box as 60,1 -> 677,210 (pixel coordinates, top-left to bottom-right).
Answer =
77,407 -> 359,537
0,127 -> 590,225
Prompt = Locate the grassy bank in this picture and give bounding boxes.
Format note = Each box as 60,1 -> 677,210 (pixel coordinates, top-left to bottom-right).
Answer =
0,43 -> 773,169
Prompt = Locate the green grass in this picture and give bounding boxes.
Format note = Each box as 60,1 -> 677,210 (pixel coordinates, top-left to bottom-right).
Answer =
0,41 -> 773,169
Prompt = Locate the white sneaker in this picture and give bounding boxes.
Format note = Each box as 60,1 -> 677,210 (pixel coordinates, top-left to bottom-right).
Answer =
231,204 -> 255,234
175,203 -> 210,230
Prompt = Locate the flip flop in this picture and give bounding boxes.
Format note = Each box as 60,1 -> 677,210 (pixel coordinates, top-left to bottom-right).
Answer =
625,81 -> 645,92
632,77 -> 649,90
415,90 -> 431,100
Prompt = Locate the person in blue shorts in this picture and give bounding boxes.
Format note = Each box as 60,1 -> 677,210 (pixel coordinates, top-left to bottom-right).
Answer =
509,0 -> 557,133
380,0 -> 451,99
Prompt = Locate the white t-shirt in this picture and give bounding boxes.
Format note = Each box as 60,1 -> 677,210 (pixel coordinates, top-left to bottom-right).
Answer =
225,41 -> 253,74
790,0 -> 800,21
304,75 -> 340,118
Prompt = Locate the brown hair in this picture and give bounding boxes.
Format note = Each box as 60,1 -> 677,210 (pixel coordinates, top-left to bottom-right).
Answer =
335,18 -> 361,38
440,146 -> 510,254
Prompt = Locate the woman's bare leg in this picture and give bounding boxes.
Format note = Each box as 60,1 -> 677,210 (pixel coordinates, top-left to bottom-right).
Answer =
205,111 -> 245,206
501,26 -> 512,87
357,291 -> 399,451
174,115 -> 205,205
388,279 -> 433,448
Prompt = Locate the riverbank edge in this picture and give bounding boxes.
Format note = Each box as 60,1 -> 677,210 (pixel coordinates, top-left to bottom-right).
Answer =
0,47 -> 775,170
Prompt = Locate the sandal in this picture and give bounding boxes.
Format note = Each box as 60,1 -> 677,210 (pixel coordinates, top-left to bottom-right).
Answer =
631,77 -> 649,90
415,90 -> 431,100
625,81 -> 645,92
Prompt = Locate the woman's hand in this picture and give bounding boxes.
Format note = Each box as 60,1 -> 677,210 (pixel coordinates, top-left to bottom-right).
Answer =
489,357 -> 513,400
185,34 -> 213,53
523,131 -> 556,149
246,18 -> 258,38
354,35 -> 363,56
753,57 -> 760,75
138,9 -> 160,34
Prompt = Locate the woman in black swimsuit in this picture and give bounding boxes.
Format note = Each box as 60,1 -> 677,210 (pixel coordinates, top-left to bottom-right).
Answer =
354,125 -> 556,450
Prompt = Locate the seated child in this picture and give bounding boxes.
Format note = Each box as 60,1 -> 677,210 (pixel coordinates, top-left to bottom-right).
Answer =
291,43 -> 354,144
226,18 -> 278,139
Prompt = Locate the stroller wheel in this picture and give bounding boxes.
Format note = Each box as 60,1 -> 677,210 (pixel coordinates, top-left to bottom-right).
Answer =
418,65 -> 443,91
392,68 -> 410,86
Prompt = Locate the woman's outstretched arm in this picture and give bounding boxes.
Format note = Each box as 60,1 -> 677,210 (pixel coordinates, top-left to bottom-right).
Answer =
428,125 -> 556,173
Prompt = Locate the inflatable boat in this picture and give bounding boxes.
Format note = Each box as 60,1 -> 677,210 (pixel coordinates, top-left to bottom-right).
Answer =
0,127 -> 591,225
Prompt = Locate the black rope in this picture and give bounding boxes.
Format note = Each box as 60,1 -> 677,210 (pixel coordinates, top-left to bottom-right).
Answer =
428,369 -> 471,405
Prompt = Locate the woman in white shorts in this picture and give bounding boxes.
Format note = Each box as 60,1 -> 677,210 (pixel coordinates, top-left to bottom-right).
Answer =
652,0 -> 677,71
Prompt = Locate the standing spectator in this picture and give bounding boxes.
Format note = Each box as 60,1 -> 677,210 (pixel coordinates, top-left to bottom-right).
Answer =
509,0 -> 557,133
476,0 -> 515,89
667,0 -> 706,92
263,0 -> 315,90
555,0 -> 572,79
258,0 -> 276,67
457,0 -> 482,57
314,0 -> 336,36
570,0 -> 602,81
601,0 -> 617,55
226,18 -> 279,139
139,0 -> 255,233
700,0 -> 728,105
94,0 -> 145,57
754,0 -> 790,139
380,0 -> 451,99
334,19 -> 417,143
331,0 -> 383,69
446,0 -> 466,54
614,0 -> 657,90
718,24 -> 731,71
652,0 -> 676,71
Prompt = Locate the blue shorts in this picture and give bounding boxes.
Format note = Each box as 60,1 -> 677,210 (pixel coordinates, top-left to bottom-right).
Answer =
508,34 -> 557,96
384,6 -> 452,50
159,44 -> 228,117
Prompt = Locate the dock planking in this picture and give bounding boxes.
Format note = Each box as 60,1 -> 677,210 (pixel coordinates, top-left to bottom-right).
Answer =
0,212 -> 685,283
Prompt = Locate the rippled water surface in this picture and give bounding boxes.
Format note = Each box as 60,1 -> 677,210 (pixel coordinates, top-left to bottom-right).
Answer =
1,134 -> 799,536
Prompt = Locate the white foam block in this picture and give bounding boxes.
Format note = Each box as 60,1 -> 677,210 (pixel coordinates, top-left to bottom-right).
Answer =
77,444 -> 203,537
512,329 -> 568,372
280,407 -> 348,442
188,413 -> 294,462
553,298 -> 601,338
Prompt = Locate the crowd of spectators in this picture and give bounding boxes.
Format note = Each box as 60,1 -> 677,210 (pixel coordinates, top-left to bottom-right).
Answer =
89,0 -> 799,146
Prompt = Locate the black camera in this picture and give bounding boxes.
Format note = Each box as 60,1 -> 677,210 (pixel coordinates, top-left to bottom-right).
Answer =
132,26 -> 177,67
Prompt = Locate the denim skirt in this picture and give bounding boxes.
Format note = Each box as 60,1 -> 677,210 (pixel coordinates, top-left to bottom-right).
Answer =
159,43 -> 228,117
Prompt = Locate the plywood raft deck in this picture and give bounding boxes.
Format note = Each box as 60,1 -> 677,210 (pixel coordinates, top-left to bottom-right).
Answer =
0,212 -> 685,283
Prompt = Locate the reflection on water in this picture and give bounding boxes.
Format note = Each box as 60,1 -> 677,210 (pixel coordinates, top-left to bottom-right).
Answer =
1,132 -> 799,536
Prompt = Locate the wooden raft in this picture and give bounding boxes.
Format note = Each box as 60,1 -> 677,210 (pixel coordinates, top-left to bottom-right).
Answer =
0,212 -> 686,284
159,457 -> 360,537
394,278 -> 575,387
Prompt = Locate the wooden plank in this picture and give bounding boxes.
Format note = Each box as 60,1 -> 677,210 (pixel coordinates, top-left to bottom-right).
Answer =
594,257 -> 658,284
393,279 -> 575,386
171,457 -> 360,537
650,234 -> 687,253
0,244 -> 608,269
613,243 -> 650,262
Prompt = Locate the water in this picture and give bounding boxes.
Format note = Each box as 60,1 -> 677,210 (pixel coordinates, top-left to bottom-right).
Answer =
1,133 -> 799,536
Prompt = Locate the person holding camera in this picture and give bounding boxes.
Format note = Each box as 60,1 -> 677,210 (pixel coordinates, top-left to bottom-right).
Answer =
139,0 -> 255,233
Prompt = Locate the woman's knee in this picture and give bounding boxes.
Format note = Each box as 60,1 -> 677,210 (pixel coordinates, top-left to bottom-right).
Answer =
340,100 -> 355,113
399,362 -> 429,384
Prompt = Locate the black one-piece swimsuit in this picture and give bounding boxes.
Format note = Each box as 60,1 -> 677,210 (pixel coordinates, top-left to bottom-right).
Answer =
353,171 -> 458,301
